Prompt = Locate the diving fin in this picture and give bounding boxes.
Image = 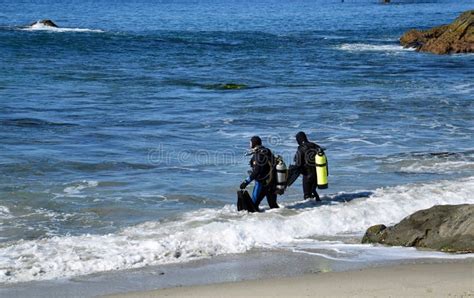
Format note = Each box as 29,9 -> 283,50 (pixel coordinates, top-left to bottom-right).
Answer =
286,165 -> 301,187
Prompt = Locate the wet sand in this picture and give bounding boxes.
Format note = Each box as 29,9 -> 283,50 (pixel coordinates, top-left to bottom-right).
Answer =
108,261 -> 474,297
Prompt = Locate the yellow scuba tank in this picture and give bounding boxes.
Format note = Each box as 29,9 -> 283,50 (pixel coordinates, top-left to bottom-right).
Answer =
315,150 -> 328,189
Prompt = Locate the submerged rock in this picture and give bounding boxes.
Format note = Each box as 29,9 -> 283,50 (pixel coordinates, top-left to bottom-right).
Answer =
30,19 -> 58,28
207,83 -> 247,90
400,10 -> 474,54
362,204 -> 474,253
221,83 -> 246,90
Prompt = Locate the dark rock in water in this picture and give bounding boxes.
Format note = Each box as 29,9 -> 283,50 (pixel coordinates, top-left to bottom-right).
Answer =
30,19 -> 58,28
400,10 -> 474,54
210,83 -> 247,90
362,204 -> 474,253
221,83 -> 246,90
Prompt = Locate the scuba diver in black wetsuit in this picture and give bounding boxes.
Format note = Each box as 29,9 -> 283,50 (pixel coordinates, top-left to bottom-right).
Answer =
239,136 -> 279,209
294,131 -> 322,201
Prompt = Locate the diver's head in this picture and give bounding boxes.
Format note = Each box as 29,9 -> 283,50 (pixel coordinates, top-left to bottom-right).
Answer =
250,136 -> 262,149
296,131 -> 308,145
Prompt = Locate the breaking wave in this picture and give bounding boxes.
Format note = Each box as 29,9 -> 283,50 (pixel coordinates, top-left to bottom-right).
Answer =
380,150 -> 474,174
0,176 -> 473,284
63,180 -> 99,196
338,43 -> 415,52
21,22 -> 104,33
0,206 -> 11,219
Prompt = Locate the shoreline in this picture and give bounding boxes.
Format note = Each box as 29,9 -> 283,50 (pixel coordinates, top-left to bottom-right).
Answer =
2,247 -> 472,297
108,259 -> 474,297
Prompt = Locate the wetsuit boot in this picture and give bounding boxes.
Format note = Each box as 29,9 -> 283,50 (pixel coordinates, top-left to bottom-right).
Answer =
302,174 -> 315,200
313,191 -> 321,202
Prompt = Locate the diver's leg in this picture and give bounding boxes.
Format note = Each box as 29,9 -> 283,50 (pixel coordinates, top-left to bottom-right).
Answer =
312,174 -> 321,201
313,187 -> 321,201
252,181 -> 265,208
266,190 -> 279,209
302,174 -> 313,199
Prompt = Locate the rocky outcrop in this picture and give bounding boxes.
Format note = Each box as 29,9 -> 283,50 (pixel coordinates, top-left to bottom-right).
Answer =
400,10 -> 474,54
362,204 -> 474,253
30,19 -> 58,28
212,83 -> 247,90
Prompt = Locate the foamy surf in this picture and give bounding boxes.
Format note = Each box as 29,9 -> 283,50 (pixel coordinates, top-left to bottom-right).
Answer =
0,206 -> 11,219
379,150 -> 474,174
0,176 -> 473,284
291,242 -> 472,262
21,22 -> 103,33
338,43 -> 415,52
63,180 -> 99,195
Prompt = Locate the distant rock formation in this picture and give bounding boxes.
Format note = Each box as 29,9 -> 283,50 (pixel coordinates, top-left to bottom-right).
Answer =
400,10 -> 474,54
30,19 -> 58,28
362,204 -> 474,253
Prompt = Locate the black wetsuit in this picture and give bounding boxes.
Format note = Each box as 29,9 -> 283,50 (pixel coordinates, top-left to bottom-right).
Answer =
244,146 -> 279,209
294,132 -> 322,200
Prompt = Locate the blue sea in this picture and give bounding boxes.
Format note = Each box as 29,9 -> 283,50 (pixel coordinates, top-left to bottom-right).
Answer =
0,0 -> 473,289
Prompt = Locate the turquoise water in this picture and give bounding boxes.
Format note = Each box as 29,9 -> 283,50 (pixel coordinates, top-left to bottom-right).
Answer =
0,0 -> 473,284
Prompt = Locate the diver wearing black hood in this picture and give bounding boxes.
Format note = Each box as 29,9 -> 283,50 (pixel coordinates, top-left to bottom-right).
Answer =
239,136 -> 279,209
294,131 -> 322,201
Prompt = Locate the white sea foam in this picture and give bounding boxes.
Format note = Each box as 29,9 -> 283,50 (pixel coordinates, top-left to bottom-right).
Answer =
291,242 -> 472,262
63,180 -> 99,195
21,22 -> 104,33
0,206 -> 11,219
401,160 -> 474,174
0,177 -> 473,284
451,83 -> 474,95
381,152 -> 474,174
338,43 -> 415,52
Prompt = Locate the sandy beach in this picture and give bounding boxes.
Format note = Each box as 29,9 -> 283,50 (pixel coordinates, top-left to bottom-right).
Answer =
109,260 -> 474,297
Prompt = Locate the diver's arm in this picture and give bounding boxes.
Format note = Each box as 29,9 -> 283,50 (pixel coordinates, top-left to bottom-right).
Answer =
241,157 -> 259,189
241,168 -> 257,189
243,152 -> 266,185
246,162 -> 262,183
244,175 -> 253,184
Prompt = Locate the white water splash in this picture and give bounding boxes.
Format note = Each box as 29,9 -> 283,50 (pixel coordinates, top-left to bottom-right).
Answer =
0,206 -> 11,219
63,180 -> 99,195
0,177 -> 473,284
21,22 -> 104,33
338,43 -> 415,52
381,151 -> 474,174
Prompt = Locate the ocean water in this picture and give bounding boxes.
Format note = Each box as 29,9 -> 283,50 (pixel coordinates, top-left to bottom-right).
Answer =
0,0 -> 473,285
